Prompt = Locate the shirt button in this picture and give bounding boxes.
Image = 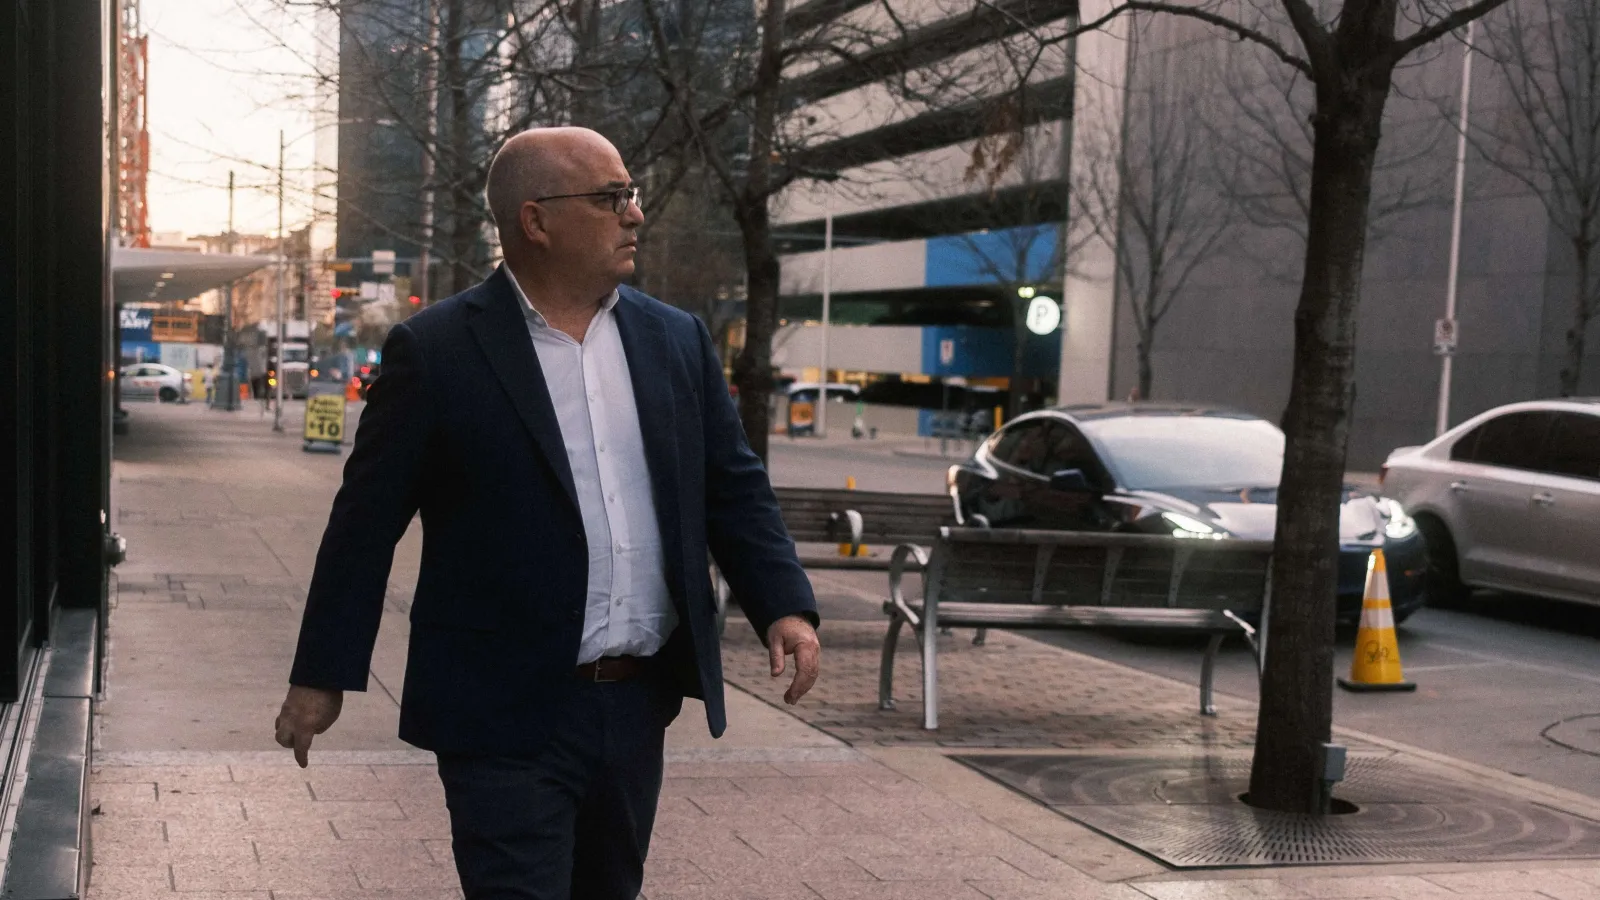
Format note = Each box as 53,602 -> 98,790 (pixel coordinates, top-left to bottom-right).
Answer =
614,543 -> 624,553
607,493 -> 616,503
614,598 -> 623,606
597,444 -> 606,452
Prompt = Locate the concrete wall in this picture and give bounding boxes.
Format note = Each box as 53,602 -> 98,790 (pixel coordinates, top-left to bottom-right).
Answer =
773,324 -> 925,376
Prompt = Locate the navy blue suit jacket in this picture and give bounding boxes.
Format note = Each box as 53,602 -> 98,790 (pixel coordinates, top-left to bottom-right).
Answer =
289,268 -> 818,754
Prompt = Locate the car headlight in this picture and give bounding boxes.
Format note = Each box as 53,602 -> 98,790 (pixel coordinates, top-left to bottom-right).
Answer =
1379,498 -> 1417,540
1161,511 -> 1227,539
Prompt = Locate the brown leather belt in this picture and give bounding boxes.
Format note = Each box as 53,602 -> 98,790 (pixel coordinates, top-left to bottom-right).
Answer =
574,655 -> 652,683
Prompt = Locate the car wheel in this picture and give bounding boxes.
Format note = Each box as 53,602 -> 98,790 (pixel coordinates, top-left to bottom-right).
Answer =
158,386 -> 179,403
1415,515 -> 1470,609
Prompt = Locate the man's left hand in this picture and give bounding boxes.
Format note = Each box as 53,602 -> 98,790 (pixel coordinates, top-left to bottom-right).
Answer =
767,615 -> 821,705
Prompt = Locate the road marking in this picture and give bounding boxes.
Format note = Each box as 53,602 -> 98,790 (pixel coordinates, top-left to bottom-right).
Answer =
1397,662 -> 1496,673
1432,643 -> 1600,687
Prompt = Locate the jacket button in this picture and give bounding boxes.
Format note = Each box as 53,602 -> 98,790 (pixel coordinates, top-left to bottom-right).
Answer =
570,608 -> 582,621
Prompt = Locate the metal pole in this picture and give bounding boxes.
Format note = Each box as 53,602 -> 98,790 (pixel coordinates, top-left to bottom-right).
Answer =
221,171 -> 236,409
416,0 -> 439,305
274,131 -> 286,432
1437,21 -> 1474,437
816,205 -> 833,437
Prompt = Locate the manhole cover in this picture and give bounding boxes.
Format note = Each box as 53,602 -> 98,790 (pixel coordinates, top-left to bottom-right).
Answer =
954,753 -> 1600,868
1545,715 -> 1600,757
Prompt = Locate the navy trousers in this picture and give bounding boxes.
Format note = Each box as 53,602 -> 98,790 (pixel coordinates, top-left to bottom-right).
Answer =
435,671 -> 683,900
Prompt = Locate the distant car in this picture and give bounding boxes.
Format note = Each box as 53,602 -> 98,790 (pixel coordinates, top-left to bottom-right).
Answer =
120,363 -> 187,403
1381,399 -> 1600,609
948,403 -> 1427,625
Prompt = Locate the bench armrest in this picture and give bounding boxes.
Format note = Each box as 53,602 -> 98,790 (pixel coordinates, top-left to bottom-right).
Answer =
885,543 -> 929,627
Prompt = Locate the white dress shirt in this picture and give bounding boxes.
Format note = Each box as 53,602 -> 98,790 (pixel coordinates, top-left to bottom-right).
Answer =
509,275 -> 678,665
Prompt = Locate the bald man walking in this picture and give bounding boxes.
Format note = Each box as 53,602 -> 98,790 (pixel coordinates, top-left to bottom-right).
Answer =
274,128 -> 821,900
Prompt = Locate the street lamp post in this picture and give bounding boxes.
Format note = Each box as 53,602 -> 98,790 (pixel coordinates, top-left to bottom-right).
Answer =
816,206 -> 833,438
273,130 -> 286,433
1437,21 -> 1475,437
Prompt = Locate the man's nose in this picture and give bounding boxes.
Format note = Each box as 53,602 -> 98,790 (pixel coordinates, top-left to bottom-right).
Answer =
623,199 -> 645,227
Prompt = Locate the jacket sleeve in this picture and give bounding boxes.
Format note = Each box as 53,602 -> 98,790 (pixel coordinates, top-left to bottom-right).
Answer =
290,322 -> 432,690
695,318 -> 819,642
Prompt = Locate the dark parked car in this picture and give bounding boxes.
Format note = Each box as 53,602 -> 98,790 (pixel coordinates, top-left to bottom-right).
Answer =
947,403 -> 1427,625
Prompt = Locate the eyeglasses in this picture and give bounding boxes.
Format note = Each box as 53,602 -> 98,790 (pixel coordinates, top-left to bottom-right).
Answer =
533,186 -> 640,216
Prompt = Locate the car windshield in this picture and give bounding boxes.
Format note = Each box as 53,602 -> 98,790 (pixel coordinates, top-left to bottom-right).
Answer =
1081,414 -> 1285,491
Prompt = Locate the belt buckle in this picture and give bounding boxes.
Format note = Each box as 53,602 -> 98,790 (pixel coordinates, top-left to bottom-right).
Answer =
592,660 -> 617,683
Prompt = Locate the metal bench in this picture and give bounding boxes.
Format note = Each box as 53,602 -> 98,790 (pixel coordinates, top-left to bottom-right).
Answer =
879,527 -> 1273,729
714,487 -> 955,632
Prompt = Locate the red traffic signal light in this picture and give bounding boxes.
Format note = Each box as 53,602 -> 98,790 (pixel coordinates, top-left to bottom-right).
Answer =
408,295 -> 421,305
331,288 -> 343,298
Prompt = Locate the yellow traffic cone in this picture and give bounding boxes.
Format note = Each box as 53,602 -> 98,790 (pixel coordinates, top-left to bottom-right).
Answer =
1338,549 -> 1417,692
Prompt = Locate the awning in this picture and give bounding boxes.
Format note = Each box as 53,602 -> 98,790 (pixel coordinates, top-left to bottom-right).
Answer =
112,246 -> 273,305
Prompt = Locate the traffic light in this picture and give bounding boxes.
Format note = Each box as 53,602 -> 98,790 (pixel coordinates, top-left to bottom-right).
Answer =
409,295 -> 421,305
331,288 -> 343,299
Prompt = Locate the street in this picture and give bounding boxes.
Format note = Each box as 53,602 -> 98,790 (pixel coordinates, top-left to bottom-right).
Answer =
765,428 -> 1600,803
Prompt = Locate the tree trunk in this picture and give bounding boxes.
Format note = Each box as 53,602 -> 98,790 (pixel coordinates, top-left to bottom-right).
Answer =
442,0 -> 475,296
736,210 -> 779,461
1558,236 -> 1594,396
729,0 -> 785,462
1010,298 -> 1031,418
1136,336 -> 1153,400
1247,78 -> 1389,814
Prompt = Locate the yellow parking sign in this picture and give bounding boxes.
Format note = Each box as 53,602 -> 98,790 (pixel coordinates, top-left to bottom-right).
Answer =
303,393 -> 347,446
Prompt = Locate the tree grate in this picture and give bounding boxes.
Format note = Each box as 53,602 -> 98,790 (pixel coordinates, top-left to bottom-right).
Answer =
953,752 -> 1600,868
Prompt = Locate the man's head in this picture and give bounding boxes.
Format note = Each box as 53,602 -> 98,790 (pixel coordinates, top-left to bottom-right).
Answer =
485,127 -> 644,293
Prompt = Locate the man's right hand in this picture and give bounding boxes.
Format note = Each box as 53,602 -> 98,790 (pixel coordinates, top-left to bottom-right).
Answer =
274,685 -> 344,768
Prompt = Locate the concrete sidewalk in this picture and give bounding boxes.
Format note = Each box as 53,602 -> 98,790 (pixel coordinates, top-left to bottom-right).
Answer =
90,402 -> 1599,899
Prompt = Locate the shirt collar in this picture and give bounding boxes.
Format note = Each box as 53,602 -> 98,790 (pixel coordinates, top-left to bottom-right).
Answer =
504,266 -> 619,328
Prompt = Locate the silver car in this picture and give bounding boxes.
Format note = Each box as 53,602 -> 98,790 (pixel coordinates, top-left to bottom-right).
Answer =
1381,399 -> 1600,608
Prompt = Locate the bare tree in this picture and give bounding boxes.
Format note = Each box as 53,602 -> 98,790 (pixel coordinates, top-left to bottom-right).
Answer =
1477,0 -> 1600,395
1075,27 -> 1238,400
636,0 -> 1081,460
1009,0 -> 1517,814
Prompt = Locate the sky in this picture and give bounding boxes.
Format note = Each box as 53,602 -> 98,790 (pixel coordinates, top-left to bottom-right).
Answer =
143,0 -> 325,239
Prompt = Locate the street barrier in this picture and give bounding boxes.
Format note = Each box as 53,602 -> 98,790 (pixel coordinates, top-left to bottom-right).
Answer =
1338,550 -> 1417,692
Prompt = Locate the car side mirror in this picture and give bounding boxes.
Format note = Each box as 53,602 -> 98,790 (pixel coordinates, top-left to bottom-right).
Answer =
1048,468 -> 1095,493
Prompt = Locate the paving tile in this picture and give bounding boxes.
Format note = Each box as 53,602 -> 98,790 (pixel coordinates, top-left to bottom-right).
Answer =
697,854 -> 876,885
93,765 -> 234,784
805,880 -> 992,900
331,817 -> 455,840
101,794 -> 248,822
1551,868 -> 1600,888
970,880 -> 1152,900
644,885 -> 821,900
352,857 -> 462,890
642,856 -> 714,886
1133,880 -> 1311,900
272,883 -> 464,890
91,781 -> 158,805
87,891 -> 269,900
664,762 -> 785,779
90,834 -> 257,866
1278,875 -> 1463,898
91,817 -> 169,847
1424,870 -> 1599,900
170,860 -> 363,892
254,838 -> 433,867
85,865 -> 173,892
853,854 -> 1035,881
242,798 -> 408,824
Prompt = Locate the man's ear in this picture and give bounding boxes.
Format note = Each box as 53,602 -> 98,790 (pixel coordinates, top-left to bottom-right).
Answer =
519,201 -> 547,246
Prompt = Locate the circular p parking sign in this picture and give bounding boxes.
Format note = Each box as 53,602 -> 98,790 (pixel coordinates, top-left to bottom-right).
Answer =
1025,296 -> 1062,335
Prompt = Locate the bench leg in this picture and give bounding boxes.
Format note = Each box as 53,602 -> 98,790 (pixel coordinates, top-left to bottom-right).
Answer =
922,605 -> 939,730
972,627 -> 987,647
879,614 -> 905,711
1199,633 -> 1224,716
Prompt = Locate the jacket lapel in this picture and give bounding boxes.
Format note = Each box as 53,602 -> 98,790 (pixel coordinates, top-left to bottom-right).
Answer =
613,292 -> 686,595
465,267 -> 581,516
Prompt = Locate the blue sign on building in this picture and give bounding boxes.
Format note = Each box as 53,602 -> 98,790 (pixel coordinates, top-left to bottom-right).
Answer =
118,307 -> 154,341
